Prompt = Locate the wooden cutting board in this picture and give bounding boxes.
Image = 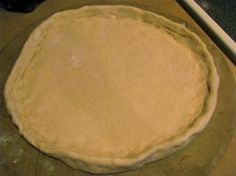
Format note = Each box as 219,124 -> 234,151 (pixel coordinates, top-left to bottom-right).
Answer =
0,0 -> 236,175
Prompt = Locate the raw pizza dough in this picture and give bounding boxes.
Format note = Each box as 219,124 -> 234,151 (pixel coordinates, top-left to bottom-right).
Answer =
4,5 -> 219,174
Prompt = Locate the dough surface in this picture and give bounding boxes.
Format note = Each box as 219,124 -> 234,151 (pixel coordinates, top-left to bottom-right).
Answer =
4,5 -> 219,174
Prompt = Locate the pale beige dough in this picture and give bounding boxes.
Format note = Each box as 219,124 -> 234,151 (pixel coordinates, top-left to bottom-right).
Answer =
4,5 -> 219,174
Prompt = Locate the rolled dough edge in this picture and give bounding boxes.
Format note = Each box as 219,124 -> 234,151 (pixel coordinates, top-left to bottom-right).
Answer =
4,5 -> 219,174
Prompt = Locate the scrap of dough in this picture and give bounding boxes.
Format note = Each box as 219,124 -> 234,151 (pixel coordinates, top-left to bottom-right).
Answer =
4,5 -> 219,174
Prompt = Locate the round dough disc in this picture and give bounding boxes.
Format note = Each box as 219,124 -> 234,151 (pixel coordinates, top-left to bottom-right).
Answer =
5,5 -> 219,174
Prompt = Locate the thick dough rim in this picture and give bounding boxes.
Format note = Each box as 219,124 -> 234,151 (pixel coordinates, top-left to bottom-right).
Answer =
4,5 -> 219,174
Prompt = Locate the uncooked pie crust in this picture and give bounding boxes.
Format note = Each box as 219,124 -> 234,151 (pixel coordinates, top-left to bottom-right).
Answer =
4,5 -> 219,174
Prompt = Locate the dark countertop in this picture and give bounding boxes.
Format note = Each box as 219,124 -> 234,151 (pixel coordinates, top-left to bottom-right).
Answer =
196,0 -> 236,41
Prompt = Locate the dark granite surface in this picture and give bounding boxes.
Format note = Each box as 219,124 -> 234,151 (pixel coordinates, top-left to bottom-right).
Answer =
196,0 -> 236,41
